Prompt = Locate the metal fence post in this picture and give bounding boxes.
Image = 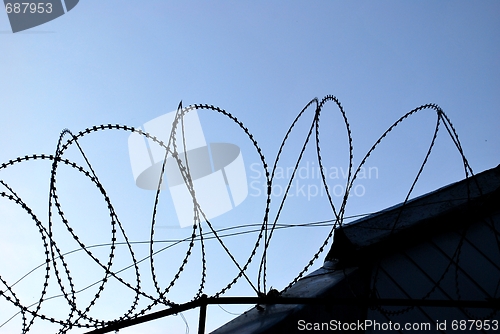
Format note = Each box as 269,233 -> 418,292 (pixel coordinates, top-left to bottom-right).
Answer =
198,294 -> 208,334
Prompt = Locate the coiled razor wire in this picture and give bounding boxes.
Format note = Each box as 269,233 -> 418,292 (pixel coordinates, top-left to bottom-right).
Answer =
0,96 -> 496,333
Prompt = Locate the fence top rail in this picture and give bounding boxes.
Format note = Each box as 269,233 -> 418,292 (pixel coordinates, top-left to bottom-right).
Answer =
84,295 -> 500,334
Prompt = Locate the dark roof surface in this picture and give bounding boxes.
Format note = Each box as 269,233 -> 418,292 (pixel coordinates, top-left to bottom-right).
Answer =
326,164 -> 500,264
212,164 -> 500,334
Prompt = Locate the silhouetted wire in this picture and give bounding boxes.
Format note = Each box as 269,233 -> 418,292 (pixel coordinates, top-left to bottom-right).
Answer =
1,96 -> 497,333
178,312 -> 189,334
0,212 -> 366,329
357,106 -> 499,322
258,97 -> 320,293
178,104 -> 269,299
278,96 -> 354,294
217,304 -> 242,316
7,199 -> 479,295
2,216 -> 350,322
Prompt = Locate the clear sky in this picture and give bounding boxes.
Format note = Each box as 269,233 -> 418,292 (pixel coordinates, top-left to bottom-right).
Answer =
1,1 -> 499,333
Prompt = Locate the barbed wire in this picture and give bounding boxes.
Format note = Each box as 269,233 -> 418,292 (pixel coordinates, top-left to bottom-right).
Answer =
0,96 -> 497,333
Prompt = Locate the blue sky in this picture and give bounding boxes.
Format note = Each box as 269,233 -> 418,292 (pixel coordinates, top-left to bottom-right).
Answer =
1,1 -> 499,333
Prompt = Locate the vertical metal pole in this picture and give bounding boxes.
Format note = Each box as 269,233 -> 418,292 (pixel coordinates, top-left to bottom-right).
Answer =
198,294 -> 207,334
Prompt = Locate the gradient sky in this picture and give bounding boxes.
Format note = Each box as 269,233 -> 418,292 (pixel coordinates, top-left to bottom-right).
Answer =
1,1 -> 499,333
